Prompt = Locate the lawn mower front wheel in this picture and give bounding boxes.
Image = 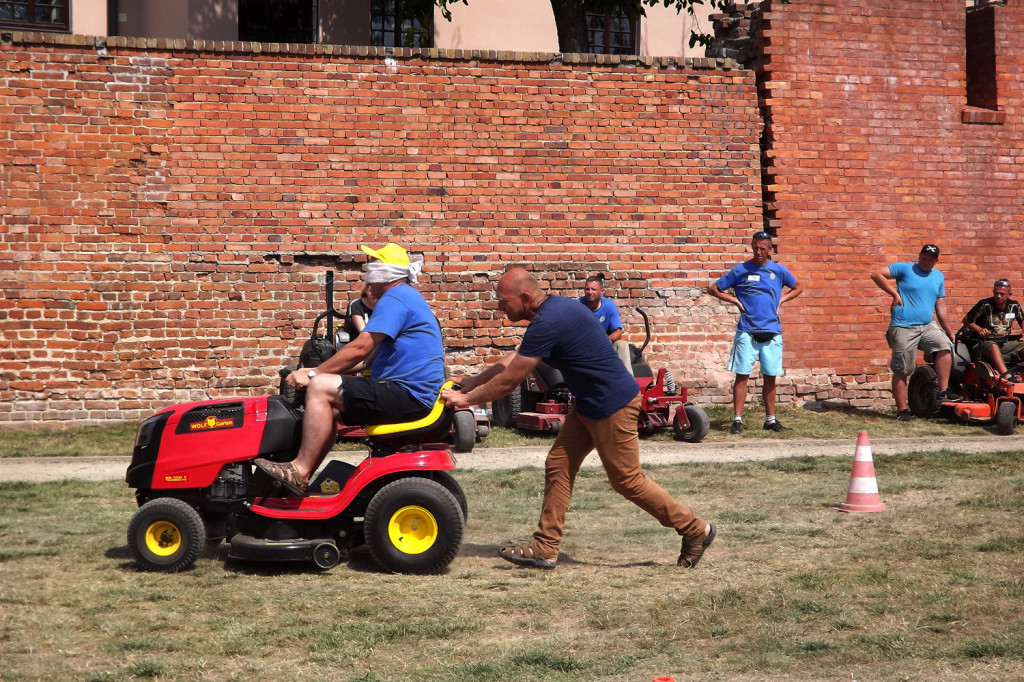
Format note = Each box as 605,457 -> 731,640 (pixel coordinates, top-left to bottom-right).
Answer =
127,497 -> 206,573
674,404 -> 710,443
996,400 -> 1017,435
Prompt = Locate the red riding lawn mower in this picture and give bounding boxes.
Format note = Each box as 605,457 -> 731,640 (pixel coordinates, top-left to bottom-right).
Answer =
491,308 -> 711,443
124,271 -> 473,574
908,329 -> 1024,435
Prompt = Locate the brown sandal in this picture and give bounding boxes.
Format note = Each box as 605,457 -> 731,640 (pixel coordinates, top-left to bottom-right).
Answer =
498,544 -> 556,570
254,458 -> 308,496
677,524 -> 716,568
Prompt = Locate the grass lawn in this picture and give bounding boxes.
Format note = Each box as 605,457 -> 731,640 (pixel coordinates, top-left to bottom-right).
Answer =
1,449 -> 1022,681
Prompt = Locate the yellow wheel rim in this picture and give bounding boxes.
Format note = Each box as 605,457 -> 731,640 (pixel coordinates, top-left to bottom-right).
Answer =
387,505 -> 438,555
144,521 -> 182,557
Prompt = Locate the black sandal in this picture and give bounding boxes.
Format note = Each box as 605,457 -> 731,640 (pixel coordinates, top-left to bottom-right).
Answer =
254,458 -> 308,496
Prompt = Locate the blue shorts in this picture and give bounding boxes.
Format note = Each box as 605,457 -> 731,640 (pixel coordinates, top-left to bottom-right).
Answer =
727,331 -> 784,376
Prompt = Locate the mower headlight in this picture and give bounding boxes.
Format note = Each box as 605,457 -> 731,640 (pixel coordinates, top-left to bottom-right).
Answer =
135,414 -> 163,449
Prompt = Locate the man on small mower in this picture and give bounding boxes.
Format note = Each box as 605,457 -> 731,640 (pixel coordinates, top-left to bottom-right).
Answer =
255,243 -> 445,495
442,267 -> 714,571
579,273 -> 633,376
962,278 -> 1024,377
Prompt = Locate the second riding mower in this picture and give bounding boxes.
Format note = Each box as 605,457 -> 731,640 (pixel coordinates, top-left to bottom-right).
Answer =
491,308 -> 710,442
908,329 -> 1024,435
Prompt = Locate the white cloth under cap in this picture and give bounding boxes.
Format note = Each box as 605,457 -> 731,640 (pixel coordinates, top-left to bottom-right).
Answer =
364,255 -> 423,284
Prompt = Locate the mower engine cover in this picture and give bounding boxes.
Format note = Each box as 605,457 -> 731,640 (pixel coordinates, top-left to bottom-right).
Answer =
126,395 -> 302,491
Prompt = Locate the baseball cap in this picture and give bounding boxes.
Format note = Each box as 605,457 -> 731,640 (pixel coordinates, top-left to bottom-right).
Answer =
920,244 -> 940,257
360,243 -> 410,266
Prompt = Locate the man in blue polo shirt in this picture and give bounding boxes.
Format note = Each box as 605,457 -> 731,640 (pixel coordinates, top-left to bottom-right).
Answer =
579,274 -> 633,375
710,231 -> 804,434
443,267 -> 714,571
254,243 -> 445,495
871,244 -> 957,421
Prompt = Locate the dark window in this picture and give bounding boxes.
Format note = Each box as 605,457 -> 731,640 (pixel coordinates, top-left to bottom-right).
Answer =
239,0 -> 318,44
0,0 -> 69,32
586,10 -> 639,55
371,0 -> 433,48
965,2 -> 998,110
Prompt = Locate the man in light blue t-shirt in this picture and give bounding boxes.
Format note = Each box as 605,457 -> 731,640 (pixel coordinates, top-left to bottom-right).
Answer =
254,243 -> 444,495
579,274 -> 633,376
871,244 -> 957,421
709,231 -> 803,434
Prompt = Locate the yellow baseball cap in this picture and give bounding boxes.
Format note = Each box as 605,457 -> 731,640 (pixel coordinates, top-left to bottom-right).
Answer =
360,243 -> 410,266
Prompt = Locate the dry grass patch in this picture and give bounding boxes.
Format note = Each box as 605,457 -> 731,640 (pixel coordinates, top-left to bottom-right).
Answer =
1,450 -> 1023,681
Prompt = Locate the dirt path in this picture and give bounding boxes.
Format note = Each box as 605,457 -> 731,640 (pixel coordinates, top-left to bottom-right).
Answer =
3,434 -> 1023,483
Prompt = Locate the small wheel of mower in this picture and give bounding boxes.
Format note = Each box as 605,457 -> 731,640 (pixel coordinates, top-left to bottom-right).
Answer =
452,410 -> 476,453
127,498 -> 206,573
674,405 -> 710,443
364,478 -> 464,574
908,365 -> 940,417
312,542 -> 342,570
996,400 -> 1017,436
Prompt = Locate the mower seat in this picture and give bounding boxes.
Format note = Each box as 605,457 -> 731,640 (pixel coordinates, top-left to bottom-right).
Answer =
363,381 -> 455,447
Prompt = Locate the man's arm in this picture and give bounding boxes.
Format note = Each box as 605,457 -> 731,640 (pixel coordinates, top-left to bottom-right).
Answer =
780,278 -> 804,305
607,328 -> 623,343
934,299 -> 956,339
287,331 -> 382,389
708,282 -> 746,312
870,266 -> 903,306
442,352 -> 541,410
962,301 -> 991,338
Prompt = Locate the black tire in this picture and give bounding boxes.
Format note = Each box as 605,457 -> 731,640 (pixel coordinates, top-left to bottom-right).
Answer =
452,410 -> 476,453
432,471 -> 469,523
908,365 -> 940,417
674,404 -> 710,443
364,478 -> 465,574
127,498 -> 206,573
491,384 -> 523,428
996,401 -> 1017,435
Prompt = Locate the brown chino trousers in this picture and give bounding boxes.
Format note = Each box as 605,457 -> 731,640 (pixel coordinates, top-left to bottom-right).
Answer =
531,394 -> 706,561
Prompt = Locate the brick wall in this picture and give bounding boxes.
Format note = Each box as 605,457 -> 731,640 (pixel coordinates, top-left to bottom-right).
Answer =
7,0 -> 1021,426
0,34 -> 763,424
757,0 -> 1024,406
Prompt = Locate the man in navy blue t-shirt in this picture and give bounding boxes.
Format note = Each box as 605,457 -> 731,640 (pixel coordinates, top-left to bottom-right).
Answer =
443,267 -> 714,570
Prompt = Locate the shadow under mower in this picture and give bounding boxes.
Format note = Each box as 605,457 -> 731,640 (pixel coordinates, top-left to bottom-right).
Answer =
491,307 -> 710,442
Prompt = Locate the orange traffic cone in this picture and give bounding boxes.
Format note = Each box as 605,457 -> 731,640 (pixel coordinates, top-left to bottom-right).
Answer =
652,678 -> 675,682
838,431 -> 886,513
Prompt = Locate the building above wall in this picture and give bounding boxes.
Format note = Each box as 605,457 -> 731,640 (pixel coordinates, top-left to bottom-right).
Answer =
18,0 -> 713,57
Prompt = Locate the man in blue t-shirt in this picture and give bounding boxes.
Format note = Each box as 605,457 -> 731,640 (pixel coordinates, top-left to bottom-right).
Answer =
709,231 -> 803,434
254,243 -> 445,495
871,244 -> 957,421
443,267 -> 715,571
579,274 -> 633,376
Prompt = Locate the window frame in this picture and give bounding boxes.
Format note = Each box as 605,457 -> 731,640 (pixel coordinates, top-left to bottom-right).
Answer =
585,9 -> 640,56
0,0 -> 70,33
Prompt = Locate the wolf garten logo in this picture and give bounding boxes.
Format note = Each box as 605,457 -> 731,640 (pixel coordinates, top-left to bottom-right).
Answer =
189,415 -> 236,432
